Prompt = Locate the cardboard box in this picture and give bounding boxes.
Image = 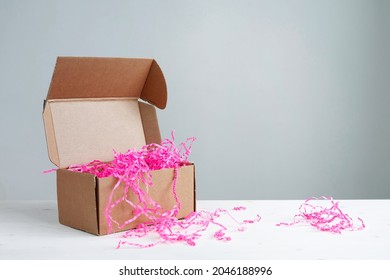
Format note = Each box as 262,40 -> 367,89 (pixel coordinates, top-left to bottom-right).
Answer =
42,57 -> 196,235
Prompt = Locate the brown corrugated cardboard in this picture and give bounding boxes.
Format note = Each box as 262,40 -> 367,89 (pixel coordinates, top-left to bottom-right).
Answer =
47,57 -> 167,109
57,164 -> 195,235
43,57 -> 195,235
44,98 -> 147,168
97,164 -> 195,235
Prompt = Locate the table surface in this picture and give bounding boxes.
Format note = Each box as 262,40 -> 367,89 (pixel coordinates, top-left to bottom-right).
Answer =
0,200 -> 389,260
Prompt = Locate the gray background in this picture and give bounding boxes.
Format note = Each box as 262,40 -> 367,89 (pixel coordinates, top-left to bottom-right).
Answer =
0,0 -> 389,200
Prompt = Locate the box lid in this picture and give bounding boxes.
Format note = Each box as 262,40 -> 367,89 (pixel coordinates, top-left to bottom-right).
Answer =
46,57 -> 167,109
43,57 -> 166,168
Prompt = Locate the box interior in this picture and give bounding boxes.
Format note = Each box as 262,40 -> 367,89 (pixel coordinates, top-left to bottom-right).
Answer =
44,98 -> 147,168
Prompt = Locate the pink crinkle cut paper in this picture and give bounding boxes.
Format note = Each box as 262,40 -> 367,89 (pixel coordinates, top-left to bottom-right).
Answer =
67,132 -> 261,248
276,196 -> 365,234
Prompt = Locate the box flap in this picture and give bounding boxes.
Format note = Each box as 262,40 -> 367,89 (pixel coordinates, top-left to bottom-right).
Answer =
44,99 -> 149,168
47,57 -> 167,109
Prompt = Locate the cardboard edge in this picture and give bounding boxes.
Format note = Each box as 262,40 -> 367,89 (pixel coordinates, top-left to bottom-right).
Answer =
46,97 -> 139,103
140,60 -> 167,110
96,177 -> 104,236
183,163 -> 196,213
42,101 -> 60,167
173,163 -> 196,218
94,176 -> 101,236
192,164 -> 196,212
138,101 -> 162,145
96,178 -> 101,235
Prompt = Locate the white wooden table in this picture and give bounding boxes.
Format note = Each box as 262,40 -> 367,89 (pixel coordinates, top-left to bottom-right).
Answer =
0,200 -> 389,259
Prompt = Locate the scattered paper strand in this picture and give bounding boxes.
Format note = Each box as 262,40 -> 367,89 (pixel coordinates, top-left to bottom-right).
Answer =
117,208 -> 261,248
67,132 -> 261,248
276,196 -> 365,233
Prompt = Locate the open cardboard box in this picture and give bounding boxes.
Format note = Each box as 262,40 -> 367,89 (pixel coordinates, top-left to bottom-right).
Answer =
42,57 -> 196,235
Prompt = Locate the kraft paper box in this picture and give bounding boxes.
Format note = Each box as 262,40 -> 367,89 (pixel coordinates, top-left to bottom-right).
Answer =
42,57 -> 196,235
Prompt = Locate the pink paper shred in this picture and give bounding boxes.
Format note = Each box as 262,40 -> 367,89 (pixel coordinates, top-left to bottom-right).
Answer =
276,196 -> 365,233
66,132 -> 261,248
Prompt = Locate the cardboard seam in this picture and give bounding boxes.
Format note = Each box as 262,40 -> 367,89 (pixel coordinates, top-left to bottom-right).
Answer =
50,106 -> 61,167
47,97 -> 139,103
95,176 -> 101,235
193,164 -> 196,212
